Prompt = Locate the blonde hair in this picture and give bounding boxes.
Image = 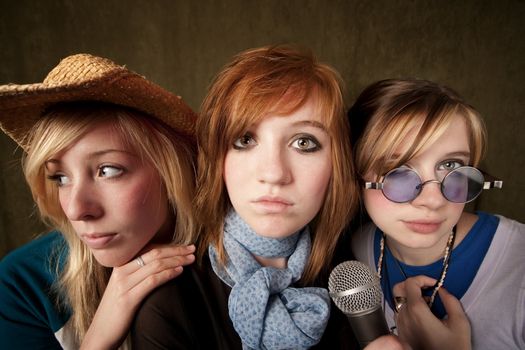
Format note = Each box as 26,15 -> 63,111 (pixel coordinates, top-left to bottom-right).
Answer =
195,45 -> 357,284
23,102 -> 196,342
349,79 -> 487,181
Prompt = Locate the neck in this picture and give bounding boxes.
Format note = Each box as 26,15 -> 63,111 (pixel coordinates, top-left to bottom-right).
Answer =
151,214 -> 176,244
254,255 -> 288,269
386,234 -> 450,266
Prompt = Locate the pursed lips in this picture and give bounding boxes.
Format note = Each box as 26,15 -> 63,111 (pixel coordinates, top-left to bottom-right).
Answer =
81,232 -> 118,248
252,196 -> 293,212
402,219 -> 444,234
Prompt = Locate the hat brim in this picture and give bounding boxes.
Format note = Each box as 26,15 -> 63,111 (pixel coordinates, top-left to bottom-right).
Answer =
0,69 -> 196,150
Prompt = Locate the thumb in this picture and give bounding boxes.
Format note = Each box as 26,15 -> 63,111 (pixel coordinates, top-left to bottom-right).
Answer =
438,288 -> 463,317
438,288 -> 470,330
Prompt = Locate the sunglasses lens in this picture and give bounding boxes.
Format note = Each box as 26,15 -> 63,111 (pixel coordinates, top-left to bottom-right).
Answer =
382,168 -> 421,202
442,167 -> 484,203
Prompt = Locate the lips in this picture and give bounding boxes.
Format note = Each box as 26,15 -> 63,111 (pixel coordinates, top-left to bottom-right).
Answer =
402,220 -> 443,234
252,196 -> 293,213
81,233 -> 117,249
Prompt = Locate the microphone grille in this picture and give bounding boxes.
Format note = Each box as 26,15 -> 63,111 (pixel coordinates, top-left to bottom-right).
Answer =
328,260 -> 383,315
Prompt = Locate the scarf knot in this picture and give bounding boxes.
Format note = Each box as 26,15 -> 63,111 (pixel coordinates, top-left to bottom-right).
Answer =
209,210 -> 330,350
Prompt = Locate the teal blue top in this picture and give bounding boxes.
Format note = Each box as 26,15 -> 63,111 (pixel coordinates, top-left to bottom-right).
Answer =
0,231 -> 71,349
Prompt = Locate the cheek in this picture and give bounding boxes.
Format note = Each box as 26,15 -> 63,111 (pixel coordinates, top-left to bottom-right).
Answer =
363,190 -> 395,222
301,158 -> 332,212
310,165 -> 332,198
121,178 -> 167,231
223,153 -> 244,203
447,202 -> 465,221
57,191 -> 68,214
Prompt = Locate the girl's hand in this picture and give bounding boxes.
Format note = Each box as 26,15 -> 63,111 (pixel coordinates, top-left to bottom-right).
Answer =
363,334 -> 407,350
80,243 -> 196,350
393,275 -> 471,350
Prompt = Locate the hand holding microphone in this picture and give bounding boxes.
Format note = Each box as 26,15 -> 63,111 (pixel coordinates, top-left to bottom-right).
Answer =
393,275 -> 471,350
328,260 -> 391,349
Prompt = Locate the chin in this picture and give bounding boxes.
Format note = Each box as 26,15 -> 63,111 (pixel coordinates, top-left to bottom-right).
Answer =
255,225 -> 303,239
92,252 -> 132,268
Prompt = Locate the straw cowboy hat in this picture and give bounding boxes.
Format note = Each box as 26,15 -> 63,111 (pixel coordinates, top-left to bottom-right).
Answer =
0,53 -> 197,150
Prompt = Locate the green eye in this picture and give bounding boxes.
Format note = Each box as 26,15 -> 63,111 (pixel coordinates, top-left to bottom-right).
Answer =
438,160 -> 463,171
291,136 -> 321,152
233,134 -> 256,149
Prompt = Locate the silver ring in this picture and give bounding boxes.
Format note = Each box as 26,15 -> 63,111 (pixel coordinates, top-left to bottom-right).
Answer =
394,296 -> 407,313
135,255 -> 146,267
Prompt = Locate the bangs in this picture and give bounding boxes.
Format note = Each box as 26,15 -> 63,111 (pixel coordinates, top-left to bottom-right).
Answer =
225,79 -> 340,144
224,70 -> 316,140
362,105 -> 459,179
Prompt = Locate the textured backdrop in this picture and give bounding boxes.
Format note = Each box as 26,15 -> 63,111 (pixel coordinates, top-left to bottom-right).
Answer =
1,0 -> 524,258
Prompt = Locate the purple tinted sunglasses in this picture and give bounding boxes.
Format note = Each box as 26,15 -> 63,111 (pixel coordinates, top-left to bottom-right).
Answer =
365,166 -> 502,203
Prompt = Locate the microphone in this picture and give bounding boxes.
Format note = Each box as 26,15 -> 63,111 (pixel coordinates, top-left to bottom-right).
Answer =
328,260 -> 390,348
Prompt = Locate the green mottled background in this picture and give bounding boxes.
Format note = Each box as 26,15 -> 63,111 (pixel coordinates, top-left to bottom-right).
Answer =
1,0 -> 523,258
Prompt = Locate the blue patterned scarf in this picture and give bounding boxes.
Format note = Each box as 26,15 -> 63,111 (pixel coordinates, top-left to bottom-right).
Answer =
209,210 -> 330,350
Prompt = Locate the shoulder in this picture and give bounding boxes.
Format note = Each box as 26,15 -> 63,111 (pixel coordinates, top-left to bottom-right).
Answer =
0,231 -> 70,346
137,258 -> 231,318
476,213 -> 525,281
491,214 -> 525,258
0,231 -> 66,283
132,258 -> 238,349
495,214 -> 525,234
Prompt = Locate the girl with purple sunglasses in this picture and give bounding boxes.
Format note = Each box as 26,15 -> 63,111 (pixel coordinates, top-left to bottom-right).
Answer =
348,79 -> 524,350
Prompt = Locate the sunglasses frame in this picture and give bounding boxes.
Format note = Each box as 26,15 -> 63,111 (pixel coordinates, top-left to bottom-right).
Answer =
364,166 -> 503,203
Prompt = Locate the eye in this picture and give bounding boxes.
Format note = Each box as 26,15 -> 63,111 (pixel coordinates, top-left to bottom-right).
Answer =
47,173 -> 70,187
291,135 -> 321,153
97,165 -> 124,178
232,133 -> 256,150
437,160 -> 464,171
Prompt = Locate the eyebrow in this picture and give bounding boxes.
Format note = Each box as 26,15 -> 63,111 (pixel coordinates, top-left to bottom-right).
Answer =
444,151 -> 471,158
390,150 -> 471,161
292,120 -> 328,131
45,149 -> 136,165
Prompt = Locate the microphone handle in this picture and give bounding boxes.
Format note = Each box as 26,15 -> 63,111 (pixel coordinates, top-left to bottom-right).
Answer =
347,308 -> 390,349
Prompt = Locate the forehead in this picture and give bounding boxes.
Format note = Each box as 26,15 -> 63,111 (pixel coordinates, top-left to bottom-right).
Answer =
267,94 -> 324,121
53,121 -> 132,159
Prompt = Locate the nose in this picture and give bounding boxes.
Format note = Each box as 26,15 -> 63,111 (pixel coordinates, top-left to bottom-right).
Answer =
256,146 -> 292,185
411,178 -> 447,209
61,181 -> 103,222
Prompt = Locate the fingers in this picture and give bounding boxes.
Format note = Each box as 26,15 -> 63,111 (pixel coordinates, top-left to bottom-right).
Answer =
393,275 -> 437,296
363,335 -> 406,350
404,275 -> 437,303
109,243 -> 196,296
127,252 -> 195,288
393,275 -> 437,312
128,264 -> 185,302
438,288 -> 470,329
139,244 -> 196,266
437,287 -> 462,314
120,244 -> 196,275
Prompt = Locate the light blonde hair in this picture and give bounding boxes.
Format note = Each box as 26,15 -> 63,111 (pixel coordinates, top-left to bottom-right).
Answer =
349,79 -> 487,181
195,45 -> 357,284
23,102 -> 196,343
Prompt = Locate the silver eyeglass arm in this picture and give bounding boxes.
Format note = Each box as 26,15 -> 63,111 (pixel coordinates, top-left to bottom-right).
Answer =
365,182 -> 383,190
483,180 -> 503,189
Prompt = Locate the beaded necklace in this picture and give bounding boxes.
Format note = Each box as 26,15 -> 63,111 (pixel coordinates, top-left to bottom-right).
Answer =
376,225 -> 457,308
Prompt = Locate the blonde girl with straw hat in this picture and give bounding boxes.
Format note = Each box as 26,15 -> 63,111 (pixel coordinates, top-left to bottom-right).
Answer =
0,54 -> 197,349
